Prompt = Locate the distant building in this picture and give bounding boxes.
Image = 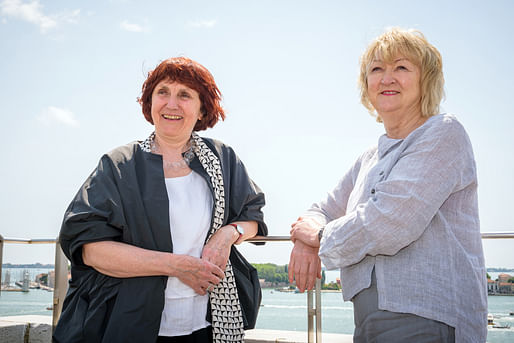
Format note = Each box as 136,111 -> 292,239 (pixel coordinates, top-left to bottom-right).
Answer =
498,273 -> 511,283
259,278 -> 272,288
2,270 -> 11,286
488,273 -> 513,295
48,271 -> 55,288
487,278 -> 499,294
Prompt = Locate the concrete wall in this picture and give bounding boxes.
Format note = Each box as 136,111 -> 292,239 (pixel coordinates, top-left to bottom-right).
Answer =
245,328 -> 353,343
0,315 -> 51,343
0,316 -> 353,343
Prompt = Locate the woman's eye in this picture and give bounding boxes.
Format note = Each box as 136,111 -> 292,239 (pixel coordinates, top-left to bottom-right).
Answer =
157,89 -> 168,95
396,65 -> 408,71
370,66 -> 382,72
179,92 -> 191,99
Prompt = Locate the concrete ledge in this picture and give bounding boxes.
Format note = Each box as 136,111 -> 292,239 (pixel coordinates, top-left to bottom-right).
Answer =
245,328 -> 353,343
1,316 -> 354,343
0,315 -> 51,343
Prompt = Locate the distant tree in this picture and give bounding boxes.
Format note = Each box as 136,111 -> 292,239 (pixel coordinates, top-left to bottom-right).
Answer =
321,270 -> 326,286
253,263 -> 290,284
323,282 -> 341,290
508,277 -> 514,283
486,273 -> 491,279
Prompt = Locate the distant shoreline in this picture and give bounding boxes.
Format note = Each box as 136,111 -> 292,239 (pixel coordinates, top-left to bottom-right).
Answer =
2,264 -> 54,269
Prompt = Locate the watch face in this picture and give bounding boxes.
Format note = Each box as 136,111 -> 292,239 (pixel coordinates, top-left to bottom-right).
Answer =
235,224 -> 244,235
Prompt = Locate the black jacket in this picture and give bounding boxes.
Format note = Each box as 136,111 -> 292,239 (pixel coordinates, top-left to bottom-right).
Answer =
53,137 -> 267,343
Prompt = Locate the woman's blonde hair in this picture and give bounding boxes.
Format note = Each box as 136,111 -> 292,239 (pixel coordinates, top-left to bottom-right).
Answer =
358,28 -> 445,121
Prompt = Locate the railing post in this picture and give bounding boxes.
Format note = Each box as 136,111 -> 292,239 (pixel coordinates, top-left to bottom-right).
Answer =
307,286 -> 314,343
52,239 -> 69,332
0,234 -> 3,296
315,278 -> 322,343
307,278 -> 322,343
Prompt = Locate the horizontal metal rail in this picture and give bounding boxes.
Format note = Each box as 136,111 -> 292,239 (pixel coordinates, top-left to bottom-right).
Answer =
1,238 -> 58,244
480,232 -> 514,239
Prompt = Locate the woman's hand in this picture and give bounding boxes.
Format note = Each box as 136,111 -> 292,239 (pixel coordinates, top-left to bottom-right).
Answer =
82,240 -> 224,296
172,254 -> 225,295
290,216 -> 323,247
288,240 -> 321,293
201,225 -> 239,272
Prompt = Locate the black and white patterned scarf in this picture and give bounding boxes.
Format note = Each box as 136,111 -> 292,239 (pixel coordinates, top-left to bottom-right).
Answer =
140,132 -> 245,342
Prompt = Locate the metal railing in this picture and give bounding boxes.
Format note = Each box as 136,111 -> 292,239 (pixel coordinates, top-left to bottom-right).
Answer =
0,235 -> 68,330
247,236 -> 323,342
1,232 -> 513,342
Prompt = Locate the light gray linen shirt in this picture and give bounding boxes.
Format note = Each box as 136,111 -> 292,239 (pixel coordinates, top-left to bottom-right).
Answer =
305,114 -> 487,343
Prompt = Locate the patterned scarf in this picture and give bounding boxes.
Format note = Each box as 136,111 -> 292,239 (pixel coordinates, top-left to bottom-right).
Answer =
140,132 -> 245,342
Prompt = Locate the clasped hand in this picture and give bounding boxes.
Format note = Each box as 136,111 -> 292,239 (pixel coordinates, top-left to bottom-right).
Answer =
288,217 -> 323,293
177,225 -> 237,295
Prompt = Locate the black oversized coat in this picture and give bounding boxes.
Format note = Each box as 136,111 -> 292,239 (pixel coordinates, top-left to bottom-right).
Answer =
53,137 -> 267,343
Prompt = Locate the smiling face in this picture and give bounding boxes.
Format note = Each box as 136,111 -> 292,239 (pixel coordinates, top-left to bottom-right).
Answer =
366,56 -> 422,122
150,80 -> 202,142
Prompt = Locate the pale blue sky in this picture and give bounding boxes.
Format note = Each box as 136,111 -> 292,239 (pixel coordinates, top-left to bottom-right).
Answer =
1,0 -> 513,268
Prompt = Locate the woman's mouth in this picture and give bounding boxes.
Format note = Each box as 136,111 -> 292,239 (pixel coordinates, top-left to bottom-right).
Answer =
381,91 -> 399,95
162,114 -> 183,120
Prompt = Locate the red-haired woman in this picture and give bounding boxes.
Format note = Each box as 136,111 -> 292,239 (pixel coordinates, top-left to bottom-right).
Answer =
54,57 -> 267,343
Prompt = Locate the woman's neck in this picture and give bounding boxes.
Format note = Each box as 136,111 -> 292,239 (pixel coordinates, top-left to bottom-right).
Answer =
153,133 -> 194,178
382,110 -> 427,139
153,132 -> 190,159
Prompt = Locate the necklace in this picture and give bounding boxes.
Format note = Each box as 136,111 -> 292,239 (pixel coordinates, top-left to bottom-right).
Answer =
150,134 -> 195,170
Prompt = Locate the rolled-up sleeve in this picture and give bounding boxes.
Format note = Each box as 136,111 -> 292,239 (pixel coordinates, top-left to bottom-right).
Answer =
59,156 -> 126,266
220,145 -> 267,237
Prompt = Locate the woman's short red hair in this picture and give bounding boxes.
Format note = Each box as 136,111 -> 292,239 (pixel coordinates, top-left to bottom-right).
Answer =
138,57 -> 225,131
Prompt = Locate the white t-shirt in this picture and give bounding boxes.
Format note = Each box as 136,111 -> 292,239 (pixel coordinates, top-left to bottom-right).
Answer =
158,171 -> 213,337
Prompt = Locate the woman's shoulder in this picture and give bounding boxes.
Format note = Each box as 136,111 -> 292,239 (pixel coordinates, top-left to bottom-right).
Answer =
197,135 -> 237,157
199,136 -> 230,149
100,141 -> 141,165
412,113 -> 474,158
403,113 -> 471,149
424,113 -> 468,136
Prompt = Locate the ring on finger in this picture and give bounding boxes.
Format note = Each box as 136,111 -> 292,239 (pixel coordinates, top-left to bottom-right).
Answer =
207,284 -> 213,292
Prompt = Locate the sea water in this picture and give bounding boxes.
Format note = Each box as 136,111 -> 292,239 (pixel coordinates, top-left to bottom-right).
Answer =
256,288 -> 514,343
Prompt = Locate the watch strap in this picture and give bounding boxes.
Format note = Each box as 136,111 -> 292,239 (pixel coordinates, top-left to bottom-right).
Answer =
229,223 -> 243,238
318,226 -> 325,242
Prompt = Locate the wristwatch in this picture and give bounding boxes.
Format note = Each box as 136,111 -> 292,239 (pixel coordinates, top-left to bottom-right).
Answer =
318,226 -> 325,242
229,223 -> 245,240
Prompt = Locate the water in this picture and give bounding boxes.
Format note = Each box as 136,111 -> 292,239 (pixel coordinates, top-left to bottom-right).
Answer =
0,288 -> 53,317
1,269 -> 513,342
1,268 -> 54,317
256,288 -> 514,342
256,289 -> 354,334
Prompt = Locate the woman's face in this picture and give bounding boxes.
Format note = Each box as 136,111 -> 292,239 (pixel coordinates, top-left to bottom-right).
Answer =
367,56 -> 421,120
150,80 -> 202,141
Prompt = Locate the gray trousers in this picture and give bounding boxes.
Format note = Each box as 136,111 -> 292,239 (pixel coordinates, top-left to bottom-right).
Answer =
352,270 -> 455,343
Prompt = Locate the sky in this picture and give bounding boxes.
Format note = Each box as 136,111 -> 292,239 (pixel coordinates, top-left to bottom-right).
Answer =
0,0 -> 513,269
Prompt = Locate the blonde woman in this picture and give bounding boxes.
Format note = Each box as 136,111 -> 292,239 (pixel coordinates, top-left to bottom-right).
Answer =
289,28 -> 487,343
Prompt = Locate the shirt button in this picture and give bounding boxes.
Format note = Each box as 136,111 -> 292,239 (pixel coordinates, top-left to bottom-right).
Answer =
379,171 -> 384,175
371,188 -> 376,194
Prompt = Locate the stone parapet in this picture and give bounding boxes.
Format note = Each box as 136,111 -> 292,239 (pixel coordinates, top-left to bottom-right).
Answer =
0,316 -> 354,343
245,328 -> 353,342
0,315 -> 51,343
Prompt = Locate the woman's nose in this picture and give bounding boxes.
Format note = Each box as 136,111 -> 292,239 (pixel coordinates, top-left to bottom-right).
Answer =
380,70 -> 395,84
166,95 -> 178,108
